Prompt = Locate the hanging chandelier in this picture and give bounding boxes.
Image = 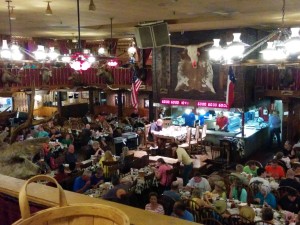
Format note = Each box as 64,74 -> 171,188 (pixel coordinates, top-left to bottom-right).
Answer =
0,0 -> 23,61
67,0 -> 96,71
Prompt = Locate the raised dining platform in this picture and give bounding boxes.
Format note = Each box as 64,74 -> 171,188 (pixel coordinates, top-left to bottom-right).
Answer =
0,174 -> 200,225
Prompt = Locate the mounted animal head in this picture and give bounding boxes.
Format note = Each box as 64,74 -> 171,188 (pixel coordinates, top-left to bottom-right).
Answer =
169,42 -> 213,68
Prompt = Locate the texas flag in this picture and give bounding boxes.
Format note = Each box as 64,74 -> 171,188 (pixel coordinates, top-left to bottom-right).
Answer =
226,66 -> 236,108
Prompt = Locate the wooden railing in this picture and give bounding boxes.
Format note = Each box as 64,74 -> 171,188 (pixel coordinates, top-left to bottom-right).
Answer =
0,67 -> 152,90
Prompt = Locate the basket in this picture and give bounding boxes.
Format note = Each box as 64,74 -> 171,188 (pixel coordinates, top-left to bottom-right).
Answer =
13,175 -> 130,225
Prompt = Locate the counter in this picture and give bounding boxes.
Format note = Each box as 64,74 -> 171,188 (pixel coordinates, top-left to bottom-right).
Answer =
205,125 -> 269,159
0,174 -> 200,225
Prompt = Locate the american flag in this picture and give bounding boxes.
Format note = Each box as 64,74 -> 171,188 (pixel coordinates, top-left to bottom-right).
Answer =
226,66 -> 236,108
131,68 -> 142,109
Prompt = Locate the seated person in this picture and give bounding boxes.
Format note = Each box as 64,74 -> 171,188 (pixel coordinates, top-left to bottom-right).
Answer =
295,163 -> 300,182
186,172 -> 211,193
190,188 -> 210,208
61,133 -> 73,147
163,181 -> 181,201
73,170 -> 92,193
265,159 -> 285,179
145,192 -> 165,214
155,158 -> 172,192
90,168 -> 104,188
99,150 -> 116,176
148,119 -> 163,146
65,144 -> 77,164
229,180 -> 247,203
239,206 -> 255,223
172,200 -> 194,222
86,141 -> 104,160
274,151 -> 290,170
261,207 -> 274,224
231,164 -> 249,185
35,125 -> 49,138
47,164 -> 69,187
49,127 -> 62,142
254,184 -> 277,209
43,143 -> 59,170
81,124 -> 92,146
250,167 -> 270,187
130,109 -> 139,119
279,169 -> 300,190
102,175 -> 132,201
243,161 -> 259,176
278,190 -> 300,214
211,181 -> 227,200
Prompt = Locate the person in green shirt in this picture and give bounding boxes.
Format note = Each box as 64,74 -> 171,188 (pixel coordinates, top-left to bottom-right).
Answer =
243,161 -> 258,176
229,180 -> 247,203
61,133 -> 73,147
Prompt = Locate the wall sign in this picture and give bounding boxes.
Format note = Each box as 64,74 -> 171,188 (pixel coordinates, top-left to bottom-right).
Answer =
196,101 -> 228,109
160,98 -> 190,106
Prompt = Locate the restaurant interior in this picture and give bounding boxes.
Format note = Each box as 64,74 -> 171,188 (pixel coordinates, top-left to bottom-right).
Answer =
1,1 -> 300,225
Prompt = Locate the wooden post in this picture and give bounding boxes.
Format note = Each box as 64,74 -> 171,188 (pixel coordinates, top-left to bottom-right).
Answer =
117,90 -> 123,118
57,91 -> 62,117
88,89 -> 94,114
148,91 -> 154,122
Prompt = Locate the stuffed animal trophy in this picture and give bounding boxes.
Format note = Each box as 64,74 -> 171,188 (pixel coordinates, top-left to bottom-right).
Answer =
40,66 -> 52,84
1,68 -> 21,88
0,131 -> 49,179
96,64 -> 114,84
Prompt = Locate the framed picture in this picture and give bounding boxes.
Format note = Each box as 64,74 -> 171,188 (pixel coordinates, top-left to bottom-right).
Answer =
81,91 -> 89,99
144,99 -> 149,108
115,95 -> 125,106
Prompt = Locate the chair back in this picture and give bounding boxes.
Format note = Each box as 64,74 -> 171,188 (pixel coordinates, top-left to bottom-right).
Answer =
201,218 -> 223,225
228,214 -> 254,225
194,126 -> 200,141
186,127 -> 192,144
182,199 -> 201,222
198,207 -> 223,223
201,124 -> 207,139
254,220 -> 274,225
144,124 -> 151,140
102,161 -> 120,179
163,119 -> 171,128
277,185 -> 299,199
158,195 -> 175,215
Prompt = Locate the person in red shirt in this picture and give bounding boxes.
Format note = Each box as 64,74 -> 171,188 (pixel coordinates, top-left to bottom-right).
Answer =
155,158 -> 172,194
216,111 -> 228,131
265,159 -> 285,179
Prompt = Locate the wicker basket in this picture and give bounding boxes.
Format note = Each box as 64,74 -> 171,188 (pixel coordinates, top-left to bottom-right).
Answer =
13,175 -> 130,225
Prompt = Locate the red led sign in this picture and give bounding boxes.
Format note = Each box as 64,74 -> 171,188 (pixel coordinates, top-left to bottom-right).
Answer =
160,98 -> 190,106
196,101 -> 228,109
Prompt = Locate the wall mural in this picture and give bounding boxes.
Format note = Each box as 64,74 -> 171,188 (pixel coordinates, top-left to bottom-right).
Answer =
152,45 -> 228,103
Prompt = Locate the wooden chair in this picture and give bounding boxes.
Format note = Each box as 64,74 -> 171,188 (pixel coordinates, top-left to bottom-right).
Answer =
190,126 -> 200,155
198,207 -> 223,224
182,199 -> 201,223
277,185 -> 299,199
206,145 -> 228,169
201,218 -> 223,225
143,124 -> 155,152
245,160 -> 263,168
102,161 -> 120,180
158,194 -> 175,215
228,214 -> 254,225
165,167 -> 178,187
254,221 -> 274,225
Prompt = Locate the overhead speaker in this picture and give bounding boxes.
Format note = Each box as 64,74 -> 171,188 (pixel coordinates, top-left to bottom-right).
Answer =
134,22 -> 170,49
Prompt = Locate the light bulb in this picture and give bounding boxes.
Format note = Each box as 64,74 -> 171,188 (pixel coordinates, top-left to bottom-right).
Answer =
88,55 -> 96,63
285,27 -> 300,55
11,44 -> 23,60
0,40 -> 12,59
208,39 -> 223,61
48,47 -> 59,60
98,47 -> 105,55
33,45 -> 47,61
128,46 -> 137,55
61,54 -> 71,63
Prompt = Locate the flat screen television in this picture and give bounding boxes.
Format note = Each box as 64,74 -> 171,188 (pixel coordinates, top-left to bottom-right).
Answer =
0,97 -> 13,112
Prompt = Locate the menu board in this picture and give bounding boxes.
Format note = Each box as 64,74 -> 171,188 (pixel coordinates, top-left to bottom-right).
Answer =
196,101 -> 228,109
160,98 -> 190,106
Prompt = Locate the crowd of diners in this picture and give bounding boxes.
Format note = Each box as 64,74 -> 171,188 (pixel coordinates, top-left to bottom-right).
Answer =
2,110 -> 300,225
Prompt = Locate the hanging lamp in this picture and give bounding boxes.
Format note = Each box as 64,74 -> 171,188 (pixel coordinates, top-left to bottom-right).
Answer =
45,1 -> 53,16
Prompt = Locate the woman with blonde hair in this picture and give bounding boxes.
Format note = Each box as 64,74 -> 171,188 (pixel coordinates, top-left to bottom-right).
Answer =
99,150 -> 116,176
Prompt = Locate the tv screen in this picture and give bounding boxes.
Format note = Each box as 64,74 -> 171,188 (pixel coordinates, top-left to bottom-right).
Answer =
0,97 -> 13,112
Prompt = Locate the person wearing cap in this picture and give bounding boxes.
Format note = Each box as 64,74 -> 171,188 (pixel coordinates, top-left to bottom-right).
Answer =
186,172 -> 211,193
170,142 -> 193,186
254,184 -> 277,209
163,181 -> 181,201
265,159 -> 285,179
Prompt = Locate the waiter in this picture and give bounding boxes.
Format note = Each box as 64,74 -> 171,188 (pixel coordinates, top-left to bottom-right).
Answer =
216,111 -> 228,131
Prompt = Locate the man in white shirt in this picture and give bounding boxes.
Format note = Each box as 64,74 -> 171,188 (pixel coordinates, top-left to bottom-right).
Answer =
186,172 -> 211,192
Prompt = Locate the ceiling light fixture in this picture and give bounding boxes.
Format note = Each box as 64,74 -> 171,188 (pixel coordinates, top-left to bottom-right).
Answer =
89,0 -> 96,11
207,39 -> 223,61
69,0 -> 96,71
45,1 -> 53,16
9,6 -> 16,20
98,45 -> 105,55
106,18 -> 118,67
33,45 -> 47,61
47,47 -> 60,61
0,0 -> 23,61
